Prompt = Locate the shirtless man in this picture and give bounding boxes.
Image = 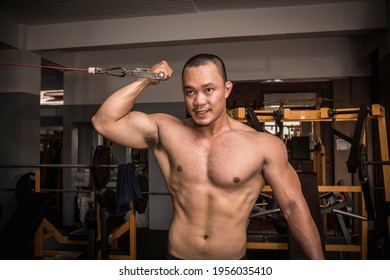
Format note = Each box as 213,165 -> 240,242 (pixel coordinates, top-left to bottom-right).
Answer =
92,54 -> 324,260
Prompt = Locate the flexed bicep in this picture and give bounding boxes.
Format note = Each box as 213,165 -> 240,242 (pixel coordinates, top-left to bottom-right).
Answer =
92,60 -> 174,149
112,111 -> 160,149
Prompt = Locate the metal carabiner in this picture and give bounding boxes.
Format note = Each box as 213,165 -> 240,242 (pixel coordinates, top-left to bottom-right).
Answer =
105,67 -> 127,77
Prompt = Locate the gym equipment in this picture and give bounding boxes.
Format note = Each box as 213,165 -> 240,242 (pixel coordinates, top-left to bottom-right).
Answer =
247,172 -> 325,259
1,146 -> 150,259
0,192 -> 51,259
231,104 -> 390,259
290,136 -> 311,161
33,164 -> 138,260
90,145 -> 111,190
289,172 -> 325,259
15,172 -> 35,204
0,61 -> 165,80
320,188 -> 359,258
88,67 -> 165,79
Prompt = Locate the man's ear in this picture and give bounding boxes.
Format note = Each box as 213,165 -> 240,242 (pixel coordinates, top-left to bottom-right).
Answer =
224,81 -> 233,98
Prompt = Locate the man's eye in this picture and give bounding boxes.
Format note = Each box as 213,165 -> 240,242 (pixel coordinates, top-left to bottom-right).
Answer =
206,88 -> 214,94
186,90 -> 194,95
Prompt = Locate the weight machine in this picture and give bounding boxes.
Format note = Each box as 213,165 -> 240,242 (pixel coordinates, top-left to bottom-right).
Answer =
230,104 -> 390,259
0,147 -> 139,260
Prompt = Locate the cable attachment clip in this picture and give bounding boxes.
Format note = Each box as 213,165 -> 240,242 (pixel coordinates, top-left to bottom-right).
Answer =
126,68 -> 165,79
88,67 -> 126,77
88,66 -> 164,79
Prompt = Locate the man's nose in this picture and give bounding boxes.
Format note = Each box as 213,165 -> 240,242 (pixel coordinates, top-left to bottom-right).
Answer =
194,92 -> 206,105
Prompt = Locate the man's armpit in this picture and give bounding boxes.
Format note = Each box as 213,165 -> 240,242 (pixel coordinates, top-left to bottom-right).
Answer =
144,131 -> 162,150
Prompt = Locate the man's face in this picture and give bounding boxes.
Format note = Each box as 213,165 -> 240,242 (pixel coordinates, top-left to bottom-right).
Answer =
182,62 -> 232,127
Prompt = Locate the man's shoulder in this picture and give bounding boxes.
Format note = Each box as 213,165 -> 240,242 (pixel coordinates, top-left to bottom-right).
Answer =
229,118 -> 255,132
234,124 -> 284,148
230,119 -> 276,139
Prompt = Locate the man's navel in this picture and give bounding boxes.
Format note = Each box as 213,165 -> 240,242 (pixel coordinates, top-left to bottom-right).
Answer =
177,165 -> 183,172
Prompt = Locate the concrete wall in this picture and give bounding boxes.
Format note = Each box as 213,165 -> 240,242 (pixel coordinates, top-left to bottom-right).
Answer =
0,50 -> 41,230
58,36 -> 373,105
0,92 -> 40,230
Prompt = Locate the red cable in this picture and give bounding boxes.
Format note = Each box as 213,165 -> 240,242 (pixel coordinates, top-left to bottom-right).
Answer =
0,61 -> 88,72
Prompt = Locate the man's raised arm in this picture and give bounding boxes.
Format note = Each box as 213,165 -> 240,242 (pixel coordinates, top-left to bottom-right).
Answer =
91,61 -> 173,149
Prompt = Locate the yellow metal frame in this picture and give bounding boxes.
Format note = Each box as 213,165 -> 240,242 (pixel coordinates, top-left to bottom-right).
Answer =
34,169 -> 137,260
232,104 -> 389,259
247,185 -> 367,258
230,104 -> 385,123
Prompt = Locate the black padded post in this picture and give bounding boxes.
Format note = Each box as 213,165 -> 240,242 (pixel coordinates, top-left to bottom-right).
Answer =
290,137 -> 311,160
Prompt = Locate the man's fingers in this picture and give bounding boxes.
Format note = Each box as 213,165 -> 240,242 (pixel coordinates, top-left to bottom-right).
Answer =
148,60 -> 174,83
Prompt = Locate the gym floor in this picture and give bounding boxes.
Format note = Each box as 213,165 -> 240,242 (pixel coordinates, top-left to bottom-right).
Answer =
42,227 -> 290,260
40,227 -> 365,260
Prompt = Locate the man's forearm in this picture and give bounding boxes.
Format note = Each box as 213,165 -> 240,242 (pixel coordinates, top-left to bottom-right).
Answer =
93,60 -> 172,127
300,227 -> 324,259
288,212 -> 324,259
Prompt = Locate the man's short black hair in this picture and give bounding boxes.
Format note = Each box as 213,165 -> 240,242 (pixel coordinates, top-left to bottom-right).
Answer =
182,54 -> 227,82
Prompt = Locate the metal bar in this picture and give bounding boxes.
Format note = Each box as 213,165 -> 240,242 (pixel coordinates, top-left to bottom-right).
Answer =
376,109 -> 390,240
100,206 -> 108,260
346,104 -> 368,173
253,202 -> 268,207
335,212 -> 353,244
250,208 -> 280,218
39,189 -> 92,193
0,163 -> 145,168
246,107 -> 265,132
333,209 -> 368,221
362,161 -> 390,165
333,109 -> 361,115
361,181 -> 376,221
141,192 -> 170,195
37,188 -> 170,195
259,192 -> 272,199
331,121 -> 353,143
229,105 -> 386,123
321,200 -> 352,215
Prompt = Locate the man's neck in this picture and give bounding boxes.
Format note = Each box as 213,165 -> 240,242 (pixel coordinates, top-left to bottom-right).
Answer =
193,114 -> 232,137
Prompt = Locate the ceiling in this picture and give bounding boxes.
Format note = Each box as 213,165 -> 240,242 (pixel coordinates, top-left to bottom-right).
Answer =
0,0 -> 364,26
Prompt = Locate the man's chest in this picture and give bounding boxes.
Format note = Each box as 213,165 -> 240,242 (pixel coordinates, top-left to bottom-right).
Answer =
161,132 -> 263,187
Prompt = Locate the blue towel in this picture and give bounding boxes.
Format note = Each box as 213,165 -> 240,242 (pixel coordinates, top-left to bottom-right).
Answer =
116,163 -> 142,218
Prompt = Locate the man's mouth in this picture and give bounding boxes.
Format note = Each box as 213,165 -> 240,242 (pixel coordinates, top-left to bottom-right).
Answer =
194,109 -> 209,118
